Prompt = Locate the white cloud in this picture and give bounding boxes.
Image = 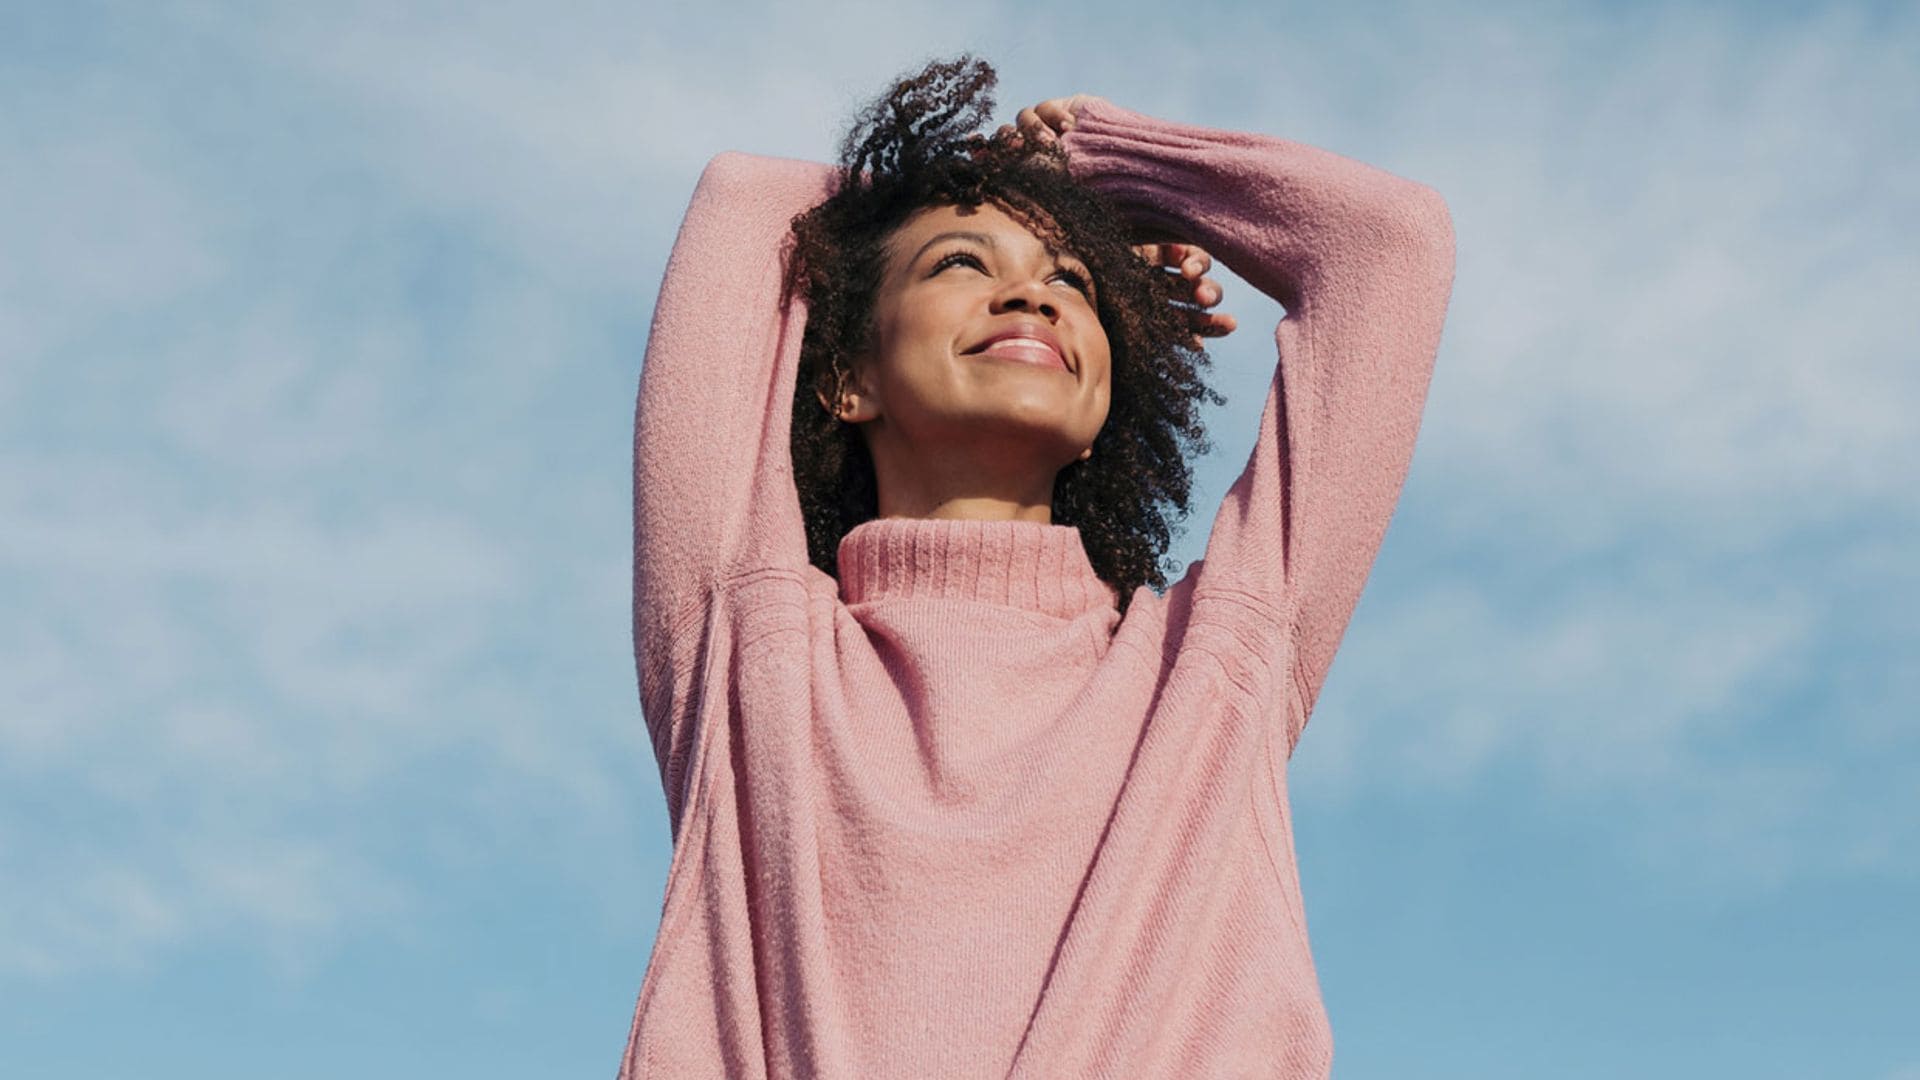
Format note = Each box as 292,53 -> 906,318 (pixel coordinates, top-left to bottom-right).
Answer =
1293,528 -> 1919,893
0,818 -> 412,982
1396,4 -> 1920,534
164,0 -> 1008,284
1298,568 -> 1815,787
2,0 -> 1914,982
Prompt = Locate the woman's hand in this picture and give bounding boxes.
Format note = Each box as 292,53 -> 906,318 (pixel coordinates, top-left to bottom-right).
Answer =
1135,241 -> 1239,348
995,94 -> 1108,149
1002,96 -> 1238,349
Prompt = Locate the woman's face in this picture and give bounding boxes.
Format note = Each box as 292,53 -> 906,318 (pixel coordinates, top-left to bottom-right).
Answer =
836,199 -> 1112,491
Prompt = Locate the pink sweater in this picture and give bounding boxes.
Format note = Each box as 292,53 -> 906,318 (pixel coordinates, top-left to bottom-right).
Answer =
621,99 -> 1455,1079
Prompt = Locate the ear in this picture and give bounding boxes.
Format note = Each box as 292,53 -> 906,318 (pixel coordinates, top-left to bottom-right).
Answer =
815,358 -> 882,424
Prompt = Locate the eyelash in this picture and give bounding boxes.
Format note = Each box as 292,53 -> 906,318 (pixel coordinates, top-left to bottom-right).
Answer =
931,250 -> 1094,297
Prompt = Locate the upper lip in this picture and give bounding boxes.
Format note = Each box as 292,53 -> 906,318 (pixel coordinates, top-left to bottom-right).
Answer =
967,321 -> 1070,371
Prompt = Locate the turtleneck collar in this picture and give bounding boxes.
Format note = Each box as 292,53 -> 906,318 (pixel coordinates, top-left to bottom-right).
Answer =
835,516 -> 1118,619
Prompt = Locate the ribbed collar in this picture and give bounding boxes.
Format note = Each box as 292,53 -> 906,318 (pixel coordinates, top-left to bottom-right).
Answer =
836,516 -> 1118,619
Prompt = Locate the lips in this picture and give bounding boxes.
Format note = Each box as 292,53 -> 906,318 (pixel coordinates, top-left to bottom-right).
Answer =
966,322 -> 1070,372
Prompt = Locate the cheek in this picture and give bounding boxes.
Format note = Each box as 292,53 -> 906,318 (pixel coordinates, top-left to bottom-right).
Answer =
1082,321 -> 1114,382
882,285 -> 964,351
871,300 -> 968,406
895,294 -> 978,370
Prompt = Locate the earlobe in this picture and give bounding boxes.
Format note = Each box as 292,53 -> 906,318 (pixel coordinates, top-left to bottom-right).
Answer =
816,383 -> 874,424
818,361 -> 861,422
828,361 -> 882,423
843,393 -> 878,423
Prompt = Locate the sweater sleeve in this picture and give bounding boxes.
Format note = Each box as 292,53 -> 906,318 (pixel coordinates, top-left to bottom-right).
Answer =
1058,101 -> 1456,751
632,151 -> 837,823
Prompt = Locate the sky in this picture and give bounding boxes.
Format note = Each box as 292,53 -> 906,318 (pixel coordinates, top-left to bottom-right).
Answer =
1,1 -> 1915,1077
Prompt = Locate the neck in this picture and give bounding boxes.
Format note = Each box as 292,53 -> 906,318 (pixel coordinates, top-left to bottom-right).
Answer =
866,431 -> 1066,524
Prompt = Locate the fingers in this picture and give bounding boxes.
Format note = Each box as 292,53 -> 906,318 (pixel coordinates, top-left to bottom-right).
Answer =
1162,264 -> 1223,306
1131,242 -> 1213,279
1132,243 -> 1223,304
1169,253 -> 1235,346
1016,105 -> 1054,146
1014,98 -> 1088,147
1007,94 -> 1108,151
1035,99 -> 1078,134
1184,312 -> 1238,350
1177,289 -> 1234,330
1196,311 -> 1238,336
1172,284 -> 1236,349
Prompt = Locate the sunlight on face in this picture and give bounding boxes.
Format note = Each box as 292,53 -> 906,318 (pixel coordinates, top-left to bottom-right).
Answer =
854,200 -> 1112,474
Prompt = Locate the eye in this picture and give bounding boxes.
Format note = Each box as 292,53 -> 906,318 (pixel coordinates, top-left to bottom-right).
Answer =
934,250 -> 1094,298
931,250 -> 987,274
1052,267 -> 1094,297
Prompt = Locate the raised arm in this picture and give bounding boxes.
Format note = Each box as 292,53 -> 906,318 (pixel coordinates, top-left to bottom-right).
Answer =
1058,100 -> 1456,750
632,151 -> 836,819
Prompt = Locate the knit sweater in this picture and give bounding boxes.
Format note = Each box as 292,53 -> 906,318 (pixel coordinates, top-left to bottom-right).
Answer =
620,99 -> 1455,1079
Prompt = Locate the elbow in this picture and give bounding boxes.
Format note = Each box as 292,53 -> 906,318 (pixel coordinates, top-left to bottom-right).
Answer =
1369,183 -> 1455,294
1402,185 -> 1456,276
695,150 -> 760,199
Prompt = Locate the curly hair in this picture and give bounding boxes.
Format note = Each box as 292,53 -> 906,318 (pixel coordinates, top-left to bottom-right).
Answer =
782,54 -> 1224,616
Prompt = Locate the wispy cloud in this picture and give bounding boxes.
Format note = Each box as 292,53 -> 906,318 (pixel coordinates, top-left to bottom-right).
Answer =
1,0 -> 1019,984
1,1 -> 1913,993
1186,5 -> 1919,891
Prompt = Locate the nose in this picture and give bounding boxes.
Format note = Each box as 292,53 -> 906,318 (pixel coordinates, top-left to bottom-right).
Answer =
989,275 -> 1061,320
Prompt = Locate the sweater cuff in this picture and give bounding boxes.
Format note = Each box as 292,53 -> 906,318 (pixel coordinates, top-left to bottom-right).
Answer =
1057,99 -> 1221,232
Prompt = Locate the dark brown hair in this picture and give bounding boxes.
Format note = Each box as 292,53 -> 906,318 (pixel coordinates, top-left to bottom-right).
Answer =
782,54 -> 1224,615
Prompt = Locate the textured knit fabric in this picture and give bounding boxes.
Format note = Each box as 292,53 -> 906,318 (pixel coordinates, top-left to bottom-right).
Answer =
620,99 -> 1456,1079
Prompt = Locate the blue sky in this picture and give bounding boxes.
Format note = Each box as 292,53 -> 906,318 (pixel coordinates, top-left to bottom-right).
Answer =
2,1 -> 1915,1077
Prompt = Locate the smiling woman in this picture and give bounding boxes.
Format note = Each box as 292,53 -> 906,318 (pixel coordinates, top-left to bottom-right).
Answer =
623,51 -> 1455,1079
782,56 -> 1234,608
824,199 -> 1113,523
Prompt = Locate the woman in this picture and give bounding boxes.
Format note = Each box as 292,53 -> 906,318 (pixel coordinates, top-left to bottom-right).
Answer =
622,55 -> 1455,1079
